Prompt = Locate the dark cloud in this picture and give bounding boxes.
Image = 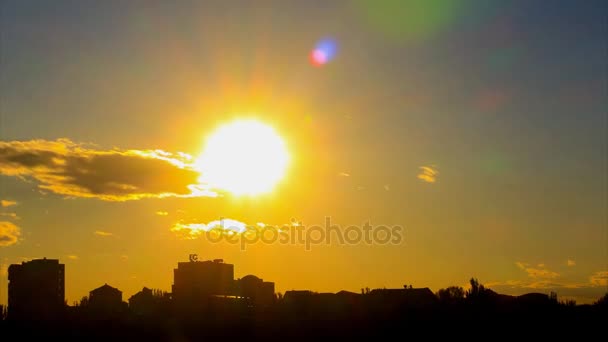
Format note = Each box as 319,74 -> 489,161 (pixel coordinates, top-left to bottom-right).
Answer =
0,139 -> 215,201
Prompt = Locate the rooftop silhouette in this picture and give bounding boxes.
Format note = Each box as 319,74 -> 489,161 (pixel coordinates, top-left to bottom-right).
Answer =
1,257 -> 606,339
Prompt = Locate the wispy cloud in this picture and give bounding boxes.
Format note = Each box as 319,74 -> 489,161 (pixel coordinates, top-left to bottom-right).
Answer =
515,261 -> 559,279
384,184 -> 390,191
94,230 -> 114,237
515,261 -> 527,270
338,172 -> 350,177
488,267 -> 608,304
590,271 -> 608,286
1,200 -> 17,207
67,255 -> 79,260
0,213 -> 19,220
525,268 -> 559,279
417,165 -> 438,183
156,211 -> 169,216
567,259 -> 576,267
171,218 -> 248,239
503,262 -> 606,291
0,139 -> 217,201
0,221 -> 21,247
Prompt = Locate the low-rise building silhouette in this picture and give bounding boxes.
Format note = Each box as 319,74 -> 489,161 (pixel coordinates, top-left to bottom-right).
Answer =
235,275 -> 275,309
128,287 -> 155,316
128,287 -> 171,316
88,283 -> 126,314
7,258 -> 65,320
367,287 -> 438,311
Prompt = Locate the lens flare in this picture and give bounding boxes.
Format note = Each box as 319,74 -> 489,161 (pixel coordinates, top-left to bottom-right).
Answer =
310,38 -> 337,66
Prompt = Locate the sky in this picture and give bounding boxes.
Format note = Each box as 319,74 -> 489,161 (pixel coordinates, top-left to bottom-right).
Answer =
0,0 -> 606,305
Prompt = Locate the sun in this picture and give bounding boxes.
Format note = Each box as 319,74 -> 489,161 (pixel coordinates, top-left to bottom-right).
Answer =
195,119 -> 290,196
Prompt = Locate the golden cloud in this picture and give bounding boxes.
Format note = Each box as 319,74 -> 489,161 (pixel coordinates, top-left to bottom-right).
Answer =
417,165 -> 438,183
590,271 -> 608,287
1,200 -> 17,207
515,261 -> 559,279
171,218 -> 248,239
0,221 -> 20,247
156,211 -> 169,216
0,213 -> 19,220
0,139 -> 216,201
525,268 -> 559,279
567,259 -> 576,267
94,230 -> 114,237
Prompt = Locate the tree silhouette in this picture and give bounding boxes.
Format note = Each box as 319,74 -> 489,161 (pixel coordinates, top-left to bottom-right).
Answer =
437,286 -> 465,305
593,293 -> 608,306
78,295 -> 89,307
465,278 -> 489,304
549,291 -> 558,303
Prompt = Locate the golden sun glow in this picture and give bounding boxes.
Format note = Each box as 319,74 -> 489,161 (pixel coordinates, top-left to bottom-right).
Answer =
195,119 -> 289,196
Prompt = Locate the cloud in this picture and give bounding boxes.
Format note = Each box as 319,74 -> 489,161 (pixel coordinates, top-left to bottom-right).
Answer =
384,184 -> 390,191
0,139 -> 217,201
515,261 -> 559,279
1,200 -> 17,207
487,280 -> 572,290
0,221 -> 21,247
525,268 -> 559,279
67,255 -> 79,260
0,213 -> 19,220
567,259 -> 576,267
417,165 -> 438,183
486,263 -> 608,304
338,172 -> 350,177
486,280 -> 606,304
156,211 -> 169,216
120,255 -> 129,261
94,230 -> 113,237
589,271 -> 608,286
171,218 -> 248,239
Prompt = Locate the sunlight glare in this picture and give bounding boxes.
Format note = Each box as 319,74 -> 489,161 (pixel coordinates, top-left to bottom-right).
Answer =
195,119 -> 289,196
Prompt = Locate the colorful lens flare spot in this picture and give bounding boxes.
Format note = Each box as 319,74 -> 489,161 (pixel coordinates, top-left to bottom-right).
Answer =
310,38 -> 337,66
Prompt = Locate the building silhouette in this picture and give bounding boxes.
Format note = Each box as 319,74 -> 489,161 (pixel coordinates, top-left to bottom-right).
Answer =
128,287 -> 170,316
7,258 -> 65,320
235,275 -> 275,309
128,287 -> 155,316
172,258 -> 235,312
367,287 -> 438,311
88,283 -> 126,314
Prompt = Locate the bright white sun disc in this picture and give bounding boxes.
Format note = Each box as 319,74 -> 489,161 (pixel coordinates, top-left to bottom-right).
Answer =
195,119 -> 289,196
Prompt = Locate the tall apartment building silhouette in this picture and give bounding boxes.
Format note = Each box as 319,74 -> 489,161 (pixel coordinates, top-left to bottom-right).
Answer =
8,258 -> 65,319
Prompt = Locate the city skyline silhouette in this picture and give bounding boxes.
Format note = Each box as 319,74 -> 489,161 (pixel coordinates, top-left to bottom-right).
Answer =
1,256 -> 606,339
0,0 -> 607,338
